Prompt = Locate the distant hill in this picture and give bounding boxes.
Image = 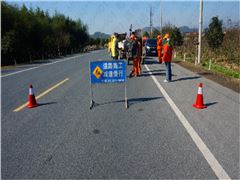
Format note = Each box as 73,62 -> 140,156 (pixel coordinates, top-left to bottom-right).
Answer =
142,26 -> 160,33
91,26 -> 198,39
142,26 -> 198,33
179,26 -> 198,33
90,32 -> 110,39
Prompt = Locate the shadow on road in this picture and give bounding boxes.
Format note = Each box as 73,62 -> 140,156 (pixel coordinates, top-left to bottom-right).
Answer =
38,102 -> 57,107
205,102 -> 218,107
127,71 -> 178,78
171,76 -> 200,82
144,57 -> 155,60
139,72 -> 165,77
92,97 -> 162,108
144,59 -> 159,65
141,69 -> 165,73
128,97 -> 162,106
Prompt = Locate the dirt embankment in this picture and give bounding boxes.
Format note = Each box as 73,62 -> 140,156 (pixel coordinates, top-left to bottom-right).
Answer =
174,60 -> 240,93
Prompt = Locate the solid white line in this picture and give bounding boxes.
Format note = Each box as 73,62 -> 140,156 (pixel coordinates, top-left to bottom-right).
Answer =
144,64 -> 231,180
1,53 -> 87,78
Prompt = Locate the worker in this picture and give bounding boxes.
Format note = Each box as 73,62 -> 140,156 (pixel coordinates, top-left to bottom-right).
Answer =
108,35 -> 114,55
129,34 -> 140,78
162,33 -> 173,82
157,35 -> 163,63
135,36 -> 142,75
111,34 -> 118,59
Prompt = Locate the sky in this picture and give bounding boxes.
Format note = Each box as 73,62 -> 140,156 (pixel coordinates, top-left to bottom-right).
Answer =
6,0 -> 240,35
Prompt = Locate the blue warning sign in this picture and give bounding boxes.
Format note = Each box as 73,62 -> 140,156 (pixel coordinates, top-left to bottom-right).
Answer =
90,60 -> 126,84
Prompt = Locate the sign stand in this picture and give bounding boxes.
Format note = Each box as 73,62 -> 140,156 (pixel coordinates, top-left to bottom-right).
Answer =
124,62 -> 128,109
125,80 -> 128,109
89,61 -> 96,110
90,83 -> 94,109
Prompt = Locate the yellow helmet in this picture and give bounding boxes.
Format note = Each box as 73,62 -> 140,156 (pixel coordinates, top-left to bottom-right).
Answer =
163,33 -> 170,39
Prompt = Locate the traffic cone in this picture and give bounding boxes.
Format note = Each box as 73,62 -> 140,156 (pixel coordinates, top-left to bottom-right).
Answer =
28,84 -> 38,108
193,83 -> 207,109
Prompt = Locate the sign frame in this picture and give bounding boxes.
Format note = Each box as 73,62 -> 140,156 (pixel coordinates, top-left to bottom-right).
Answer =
89,60 -> 128,109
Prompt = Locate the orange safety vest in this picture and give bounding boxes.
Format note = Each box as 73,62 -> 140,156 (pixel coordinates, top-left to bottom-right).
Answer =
162,40 -> 173,62
157,38 -> 162,51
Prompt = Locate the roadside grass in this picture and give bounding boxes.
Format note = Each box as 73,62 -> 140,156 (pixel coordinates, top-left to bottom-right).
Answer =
175,55 -> 240,79
202,61 -> 240,79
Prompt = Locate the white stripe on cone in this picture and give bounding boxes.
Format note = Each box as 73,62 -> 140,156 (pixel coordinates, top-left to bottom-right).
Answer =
198,87 -> 203,94
29,88 -> 34,95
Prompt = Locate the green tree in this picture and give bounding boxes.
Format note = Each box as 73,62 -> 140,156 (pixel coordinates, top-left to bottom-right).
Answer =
205,16 -> 224,50
1,2 -> 90,65
143,31 -> 150,38
162,25 -> 183,47
152,29 -> 160,38
2,30 -> 18,64
172,27 -> 183,46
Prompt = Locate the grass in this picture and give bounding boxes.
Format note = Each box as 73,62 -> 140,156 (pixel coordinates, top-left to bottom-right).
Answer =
202,61 -> 240,79
175,55 -> 240,79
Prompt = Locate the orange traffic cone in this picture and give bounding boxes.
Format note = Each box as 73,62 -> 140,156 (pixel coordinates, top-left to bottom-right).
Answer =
193,83 -> 207,109
28,84 -> 38,108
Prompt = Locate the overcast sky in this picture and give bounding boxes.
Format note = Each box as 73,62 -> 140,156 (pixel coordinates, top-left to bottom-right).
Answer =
7,0 -> 240,34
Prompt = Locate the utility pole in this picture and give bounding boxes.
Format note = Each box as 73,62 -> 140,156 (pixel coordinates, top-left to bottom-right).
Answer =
150,7 -> 153,37
160,0 -> 162,35
197,0 -> 203,64
129,24 -> 132,36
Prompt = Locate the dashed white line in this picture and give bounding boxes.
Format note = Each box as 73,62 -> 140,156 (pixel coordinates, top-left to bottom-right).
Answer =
144,64 -> 231,180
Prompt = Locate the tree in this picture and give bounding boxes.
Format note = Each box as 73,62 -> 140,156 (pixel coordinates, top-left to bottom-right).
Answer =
143,31 -> 150,38
2,30 -> 18,64
172,27 -> 183,46
162,25 -> 183,47
1,2 -> 90,65
205,16 -> 224,50
152,29 -> 160,38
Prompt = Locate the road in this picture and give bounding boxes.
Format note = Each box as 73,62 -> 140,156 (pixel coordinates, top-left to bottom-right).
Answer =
1,50 -> 239,179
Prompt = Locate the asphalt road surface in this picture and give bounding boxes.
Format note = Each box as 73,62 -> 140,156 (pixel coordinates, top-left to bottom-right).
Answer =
1,50 -> 239,179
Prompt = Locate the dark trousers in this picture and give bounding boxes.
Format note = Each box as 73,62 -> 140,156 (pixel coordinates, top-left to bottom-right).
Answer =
165,62 -> 172,81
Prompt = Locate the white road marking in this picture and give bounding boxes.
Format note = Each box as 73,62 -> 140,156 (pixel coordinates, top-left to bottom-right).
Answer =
1,50 -> 107,78
145,64 -> 231,180
1,53 -> 88,78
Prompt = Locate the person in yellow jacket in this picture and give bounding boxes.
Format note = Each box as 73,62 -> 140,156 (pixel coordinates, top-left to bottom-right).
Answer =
108,36 -> 114,54
111,34 -> 119,59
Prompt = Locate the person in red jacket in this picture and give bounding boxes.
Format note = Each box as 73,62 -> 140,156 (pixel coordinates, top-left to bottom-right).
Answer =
162,33 -> 173,82
157,35 -> 163,63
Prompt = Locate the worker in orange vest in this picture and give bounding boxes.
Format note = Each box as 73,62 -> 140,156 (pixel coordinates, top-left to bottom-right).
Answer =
129,34 -> 140,78
136,36 -> 142,75
162,33 -> 173,82
157,35 -> 163,63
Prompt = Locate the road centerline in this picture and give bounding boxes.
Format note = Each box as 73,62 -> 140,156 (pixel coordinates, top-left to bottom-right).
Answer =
13,78 -> 69,112
144,64 -> 231,179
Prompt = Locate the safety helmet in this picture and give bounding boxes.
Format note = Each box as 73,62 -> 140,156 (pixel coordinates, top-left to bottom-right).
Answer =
157,35 -> 161,39
130,34 -> 135,40
163,33 -> 169,39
